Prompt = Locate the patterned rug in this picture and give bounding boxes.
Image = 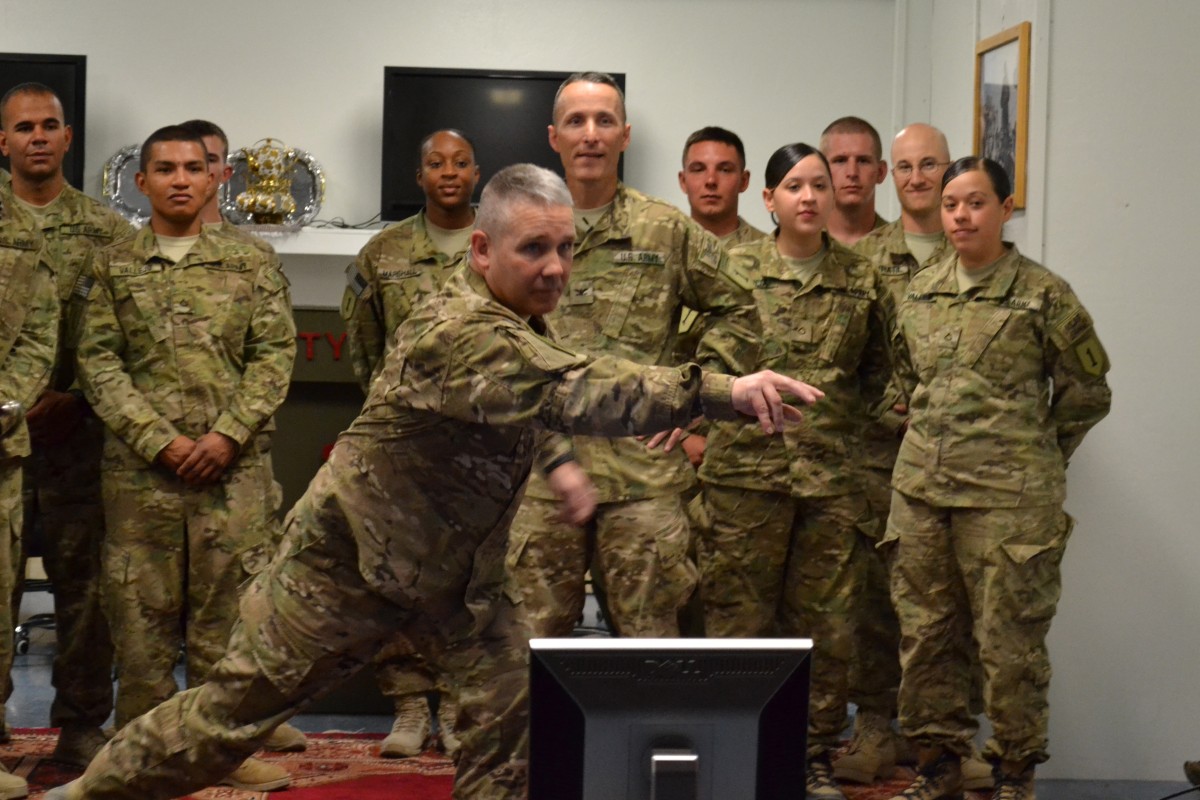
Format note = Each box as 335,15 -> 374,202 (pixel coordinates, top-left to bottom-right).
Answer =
1,728 -> 456,799
2,729 -> 995,799
836,764 -> 994,799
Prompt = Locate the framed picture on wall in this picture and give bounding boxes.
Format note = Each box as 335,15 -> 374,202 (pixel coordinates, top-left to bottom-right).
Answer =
0,52 -> 87,190
973,22 -> 1030,209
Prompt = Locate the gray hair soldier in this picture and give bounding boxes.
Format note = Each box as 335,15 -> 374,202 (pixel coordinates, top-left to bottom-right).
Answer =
46,163 -> 821,800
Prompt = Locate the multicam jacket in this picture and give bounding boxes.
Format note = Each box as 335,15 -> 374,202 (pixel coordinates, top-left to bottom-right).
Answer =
75,226 -> 296,468
304,266 -> 740,627
0,198 -> 56,458
341,210 -> 467,392
699,234 -> 893,498
891,246 -> 1111,507
526,183 -> 761,502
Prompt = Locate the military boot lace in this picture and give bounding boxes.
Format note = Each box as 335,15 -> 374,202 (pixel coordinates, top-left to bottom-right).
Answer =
887,752 -> 963,800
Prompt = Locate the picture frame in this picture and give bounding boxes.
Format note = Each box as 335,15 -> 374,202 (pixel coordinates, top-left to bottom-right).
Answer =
0,52 -> 87,190
973,22 -> 1031,209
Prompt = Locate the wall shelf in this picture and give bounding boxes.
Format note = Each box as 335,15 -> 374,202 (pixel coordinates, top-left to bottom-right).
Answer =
241,226 -> 380,257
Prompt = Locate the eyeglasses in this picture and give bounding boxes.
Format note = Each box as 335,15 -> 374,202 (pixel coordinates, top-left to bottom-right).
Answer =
892,159 -> 950,178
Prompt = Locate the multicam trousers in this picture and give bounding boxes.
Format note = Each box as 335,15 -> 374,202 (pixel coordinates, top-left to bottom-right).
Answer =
506,493 -> 697,638
697,484 -> 873,756
887,492 -> 1071,765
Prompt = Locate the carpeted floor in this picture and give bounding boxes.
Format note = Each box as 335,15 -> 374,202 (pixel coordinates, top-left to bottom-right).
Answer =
2,729 -> 456,799
3,728 -> 1000,799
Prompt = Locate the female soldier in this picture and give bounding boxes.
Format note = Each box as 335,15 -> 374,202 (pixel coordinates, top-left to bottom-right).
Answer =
885,157 -> 1111,800
695,143 -> 892,800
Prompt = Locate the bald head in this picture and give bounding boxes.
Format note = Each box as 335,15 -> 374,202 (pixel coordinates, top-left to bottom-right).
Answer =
890,123 -> 951,227
891,123 -> 949,164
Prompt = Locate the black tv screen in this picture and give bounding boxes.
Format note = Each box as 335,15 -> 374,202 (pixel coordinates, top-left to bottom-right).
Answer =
529,637 -> 811,800
381,67 -> 625,221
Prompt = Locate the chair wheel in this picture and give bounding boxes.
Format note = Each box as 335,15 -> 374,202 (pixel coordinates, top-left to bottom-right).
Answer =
14,632 -> 29,655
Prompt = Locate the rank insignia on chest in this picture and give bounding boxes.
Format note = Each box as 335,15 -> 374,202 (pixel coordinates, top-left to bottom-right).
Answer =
567,283 -> 595,305
612,250 -> 665,266
880,264 -> 909,277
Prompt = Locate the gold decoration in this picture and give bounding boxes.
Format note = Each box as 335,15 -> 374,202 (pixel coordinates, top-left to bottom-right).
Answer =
236,138 -> 299,224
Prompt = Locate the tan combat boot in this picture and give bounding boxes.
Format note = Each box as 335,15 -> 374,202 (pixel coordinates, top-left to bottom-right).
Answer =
887,748 -> 963,800
264,721 -> 309,752
0,764 -> 26,800
218,756 -> 291,791
961,744 -> 994,790
833,710 -> 897,783
380,693 -> 431,758
992,760 -> 1035,800
437,694 -> 462,757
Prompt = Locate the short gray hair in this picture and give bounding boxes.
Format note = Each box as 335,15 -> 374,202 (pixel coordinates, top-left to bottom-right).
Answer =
552,71 -> 625,123
475,164 -> 572,237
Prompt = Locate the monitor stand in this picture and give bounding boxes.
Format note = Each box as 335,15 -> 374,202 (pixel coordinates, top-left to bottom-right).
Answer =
650,749 -> 699,800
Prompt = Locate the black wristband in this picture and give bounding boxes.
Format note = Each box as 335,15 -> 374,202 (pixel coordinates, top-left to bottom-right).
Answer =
542,451 -> 577,476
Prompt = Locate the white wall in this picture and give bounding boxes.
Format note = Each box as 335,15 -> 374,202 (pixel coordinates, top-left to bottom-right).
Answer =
0,0 -> 895,238
899,0 -> 1200,781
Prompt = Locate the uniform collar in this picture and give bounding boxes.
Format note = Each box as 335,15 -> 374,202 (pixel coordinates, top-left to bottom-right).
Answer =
926,243 -> 1022,297
408,209 -> 457,265
759,232 -> 849,290
458,261 -> 549,334
133,223 -> 225,266
876,219 -> 952,267
573,182 -> 634,252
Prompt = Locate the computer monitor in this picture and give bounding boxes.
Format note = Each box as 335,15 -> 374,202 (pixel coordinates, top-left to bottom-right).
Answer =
529,637 -> 812,800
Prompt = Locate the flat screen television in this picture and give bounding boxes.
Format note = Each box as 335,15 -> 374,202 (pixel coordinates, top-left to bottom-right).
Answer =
529,637 -> 812,800
380,66 -> 625,221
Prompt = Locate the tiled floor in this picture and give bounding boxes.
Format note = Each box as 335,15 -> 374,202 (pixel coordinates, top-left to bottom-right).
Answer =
9,595 -> 1196,800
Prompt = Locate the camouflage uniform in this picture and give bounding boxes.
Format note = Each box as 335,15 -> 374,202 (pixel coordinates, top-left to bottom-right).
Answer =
886,246 -> 1111,765
69,265 -> 745,800
696,234 -> 891,757
674,217 -> 769,366
75,225 -> 295,728
2,183 -> 134,733
845,220 -> 952,720
0,199 -> 57,731
505,184 -> 761,639
341,210 -> 467,390
340,212 -> 472,713
723,217 -> 769,249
